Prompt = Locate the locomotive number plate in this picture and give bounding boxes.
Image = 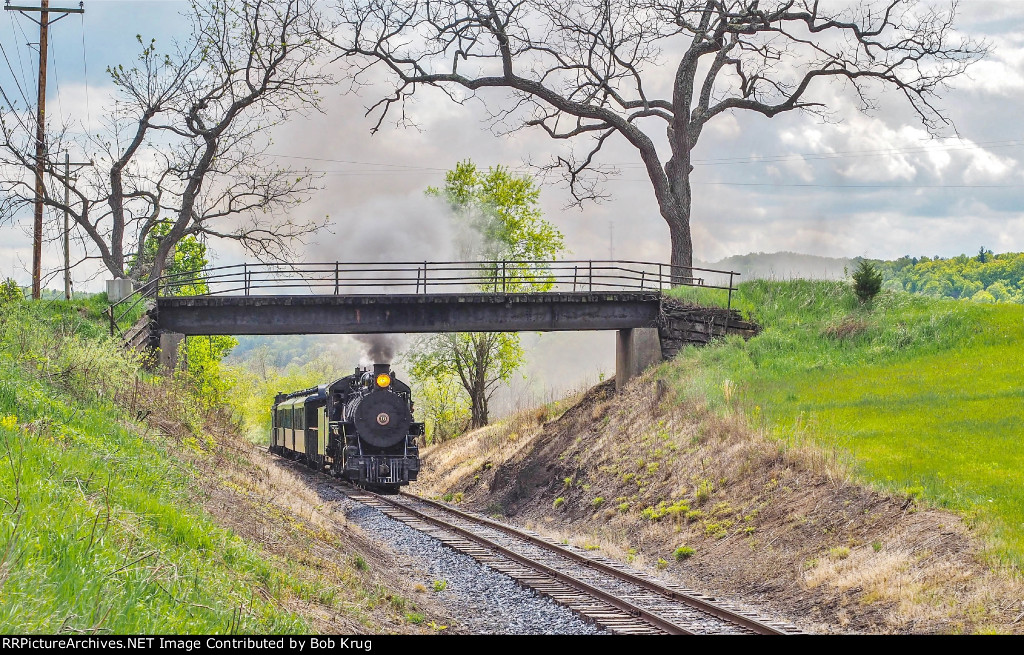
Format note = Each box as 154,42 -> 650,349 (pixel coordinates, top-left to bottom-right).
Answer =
376,412 -> 390,426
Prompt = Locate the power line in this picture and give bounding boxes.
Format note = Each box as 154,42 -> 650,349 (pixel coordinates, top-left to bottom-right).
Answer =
0,31 -> 32,106
49,13 -> 61,122
8,9 -> 33,101
649,181 -> 1023,189
269,136 -> 1023,177
79,8 -> 87,128
272,153 -> 450,171
273,166 -> 1021,189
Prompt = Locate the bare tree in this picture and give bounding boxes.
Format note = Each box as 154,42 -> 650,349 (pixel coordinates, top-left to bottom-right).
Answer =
0,0 -> 333,284
326,0 -> 985,278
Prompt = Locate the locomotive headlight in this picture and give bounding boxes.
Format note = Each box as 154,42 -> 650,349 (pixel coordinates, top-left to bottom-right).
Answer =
375,373 -> 391,388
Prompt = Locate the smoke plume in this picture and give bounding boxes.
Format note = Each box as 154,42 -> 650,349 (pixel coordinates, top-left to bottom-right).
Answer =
354,334 -> 404,364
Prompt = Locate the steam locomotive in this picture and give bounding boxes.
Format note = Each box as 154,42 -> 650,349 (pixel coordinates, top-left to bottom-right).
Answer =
270,364 -> 423,491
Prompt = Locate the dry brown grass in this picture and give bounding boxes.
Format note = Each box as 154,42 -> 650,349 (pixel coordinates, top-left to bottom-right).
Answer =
416,370 -> 1024,634
821,316 -> 870,340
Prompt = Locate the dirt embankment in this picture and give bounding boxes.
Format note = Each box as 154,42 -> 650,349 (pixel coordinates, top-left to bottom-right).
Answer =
416,375 -> 1024,634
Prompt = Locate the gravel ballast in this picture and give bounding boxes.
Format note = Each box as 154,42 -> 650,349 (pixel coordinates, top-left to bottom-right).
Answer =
333,493 -> 607,635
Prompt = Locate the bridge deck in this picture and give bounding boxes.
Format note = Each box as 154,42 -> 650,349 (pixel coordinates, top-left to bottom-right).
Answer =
155,291 -> 663,335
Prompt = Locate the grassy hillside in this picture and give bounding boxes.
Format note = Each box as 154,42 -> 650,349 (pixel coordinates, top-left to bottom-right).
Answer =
0,296 -> 438,634
0,296 -> 312,632
416,278 -> 1024,632
663,280 -> 1024,565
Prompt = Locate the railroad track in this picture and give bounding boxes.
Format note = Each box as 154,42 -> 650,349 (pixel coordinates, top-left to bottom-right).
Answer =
339,485 -> 800,635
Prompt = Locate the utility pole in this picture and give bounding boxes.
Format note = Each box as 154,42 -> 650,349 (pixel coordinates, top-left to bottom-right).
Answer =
59,151 -> 91,299
5,1 -> 85,299
63,151 -> 68,298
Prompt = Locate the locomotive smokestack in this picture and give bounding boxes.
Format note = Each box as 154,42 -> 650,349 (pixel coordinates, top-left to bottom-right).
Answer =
373,363 -> 391,377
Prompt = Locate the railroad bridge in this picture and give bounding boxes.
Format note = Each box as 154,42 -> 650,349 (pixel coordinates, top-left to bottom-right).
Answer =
108,260 -> 756,390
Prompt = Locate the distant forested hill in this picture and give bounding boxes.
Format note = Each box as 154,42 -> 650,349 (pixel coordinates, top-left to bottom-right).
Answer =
699,252 -> 853,280
877,251 -> 1024,303
703,250 -> 1024,304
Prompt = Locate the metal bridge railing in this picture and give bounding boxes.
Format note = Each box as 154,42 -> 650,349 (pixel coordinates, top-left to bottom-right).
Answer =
107,260 -> 740,337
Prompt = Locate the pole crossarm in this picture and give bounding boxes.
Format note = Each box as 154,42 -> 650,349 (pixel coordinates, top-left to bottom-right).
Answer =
4,3 -> 83,26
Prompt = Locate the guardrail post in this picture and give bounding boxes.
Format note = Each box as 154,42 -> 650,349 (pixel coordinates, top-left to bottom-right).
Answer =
423,261 -> 428,293
502,261 -> 507,293
658,263 -> 663,292
108,307 -> 115,337
335,262 -> 340,295
728,272 -> 734,311
573,265 -> 578,292
640,270 -> 646,290
588,261 -> 593,292
243,263 -> 249,297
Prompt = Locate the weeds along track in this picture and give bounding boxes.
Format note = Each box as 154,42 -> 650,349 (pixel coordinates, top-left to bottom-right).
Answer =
340,485 -> 799,635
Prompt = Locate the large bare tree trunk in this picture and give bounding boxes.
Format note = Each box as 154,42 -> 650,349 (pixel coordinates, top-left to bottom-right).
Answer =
664,128 -> 694,282
668,211 -> 693,284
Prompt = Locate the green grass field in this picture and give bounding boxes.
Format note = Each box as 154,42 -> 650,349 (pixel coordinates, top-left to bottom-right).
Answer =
663,280 -> 1024,566
0,297 -> 311,633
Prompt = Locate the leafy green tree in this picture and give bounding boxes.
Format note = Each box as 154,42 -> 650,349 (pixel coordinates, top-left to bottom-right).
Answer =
852,260 -> 884,304
426,160 -> 564,290
409,161 -> 565,429
135,220 -> 238,408
414,375 -> 472,445
131,221 -> 210,294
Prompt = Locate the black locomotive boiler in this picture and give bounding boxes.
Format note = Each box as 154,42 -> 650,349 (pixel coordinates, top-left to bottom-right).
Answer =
270,364 -> 423,491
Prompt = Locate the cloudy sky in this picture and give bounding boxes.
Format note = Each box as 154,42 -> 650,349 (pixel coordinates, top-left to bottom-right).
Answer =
1,0 -> 1022,290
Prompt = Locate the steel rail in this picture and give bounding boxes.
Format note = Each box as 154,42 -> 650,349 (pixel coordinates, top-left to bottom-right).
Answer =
400,491 -> 788,635
349,488 -> 692,635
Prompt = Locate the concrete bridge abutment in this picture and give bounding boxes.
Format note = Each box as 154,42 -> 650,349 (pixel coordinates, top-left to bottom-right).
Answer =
159,332 -> 185,371
614,303 -> 760,391
615,328 -> 662,392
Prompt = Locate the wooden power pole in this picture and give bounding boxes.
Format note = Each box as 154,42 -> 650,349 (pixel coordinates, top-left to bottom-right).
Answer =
59,151 -> 92,299
5,1 -> 84,299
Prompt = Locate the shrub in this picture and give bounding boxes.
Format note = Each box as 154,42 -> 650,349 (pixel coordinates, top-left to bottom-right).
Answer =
852,260 -> 883,303
432,580 -> 448,592
553,497 -> 565,509
0,278 -> 24,305
592,497 -> 605,508
641,499 -> 690,521
829,546 -> 851,560
673,546 -> 695,561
